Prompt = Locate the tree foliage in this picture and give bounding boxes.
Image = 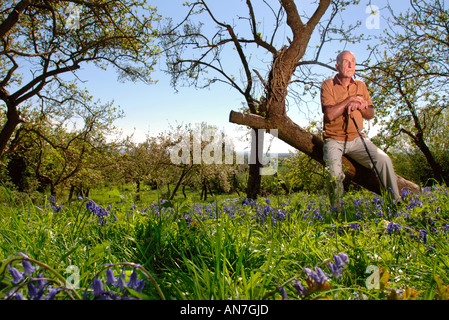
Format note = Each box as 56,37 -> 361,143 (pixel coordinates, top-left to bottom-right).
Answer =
363,0 -> 449,184
0,0 -> 160,156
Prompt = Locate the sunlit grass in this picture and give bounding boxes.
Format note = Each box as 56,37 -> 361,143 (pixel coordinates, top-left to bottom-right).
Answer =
1,184 -> 449,300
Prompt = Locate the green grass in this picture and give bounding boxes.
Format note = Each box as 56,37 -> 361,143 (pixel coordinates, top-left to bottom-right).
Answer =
1,184 -> 449,300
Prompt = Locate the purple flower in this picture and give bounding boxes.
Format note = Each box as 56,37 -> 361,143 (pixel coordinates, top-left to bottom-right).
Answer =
293,281 -> 308,297
106,269 -> 116,285
333,255 -> 344,268
338,252 -> 349,264
11,292 -> 25,300
327,262 -> 340,277
30,283 -> 44,300
115,274 -> 126,291
92,278 -> 104,297
279,287 -> 288,300
386,222 -> 402,235
44,287 -> 60,300
401,188 -> 411,200
326,253 -> 349,279
127,269 -> 138,288
420,229 -> 428,244
304,267 -> 328,285
349,223 -> 360,230
9,266 -> 24,284
22,260 -> 36,276
86,200 -> 112,225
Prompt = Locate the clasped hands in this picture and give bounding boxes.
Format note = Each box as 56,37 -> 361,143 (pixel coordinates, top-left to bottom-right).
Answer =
347,95 -> 368,117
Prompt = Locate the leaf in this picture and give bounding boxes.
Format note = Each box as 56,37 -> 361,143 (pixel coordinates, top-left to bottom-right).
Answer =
387,287 -> 422,300
379,267 -> 390,290
402,287 -> 423,300
434,276 -> 449,300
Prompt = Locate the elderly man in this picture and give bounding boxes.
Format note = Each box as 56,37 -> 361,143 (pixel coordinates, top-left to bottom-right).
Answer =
321,50 -> 400,210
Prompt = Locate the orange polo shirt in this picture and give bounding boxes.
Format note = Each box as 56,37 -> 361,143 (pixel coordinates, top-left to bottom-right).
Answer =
321,75 -> 373,141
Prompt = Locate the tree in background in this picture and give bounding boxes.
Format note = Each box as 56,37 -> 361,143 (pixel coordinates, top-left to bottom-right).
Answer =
0,0 -> 160,157
364,0 -> 449,184
6,83 -> 122,197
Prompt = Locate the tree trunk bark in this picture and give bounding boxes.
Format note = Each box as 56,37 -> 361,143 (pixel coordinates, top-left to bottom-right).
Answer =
247,129 -> 263,199
0,105 -> 22,157
170,167 -> 190,200
415,139 -> 444,184
229,110 -> 420,195
136,179 -> 141,201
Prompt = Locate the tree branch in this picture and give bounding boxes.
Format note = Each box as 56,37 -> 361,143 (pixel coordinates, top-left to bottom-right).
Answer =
0,0 -> 31,39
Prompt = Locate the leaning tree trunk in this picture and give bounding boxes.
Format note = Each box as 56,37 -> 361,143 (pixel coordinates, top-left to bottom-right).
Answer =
229,110 -> 420,195
247,129 -> 263,199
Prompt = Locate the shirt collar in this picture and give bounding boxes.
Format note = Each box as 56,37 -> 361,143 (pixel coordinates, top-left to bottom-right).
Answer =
333,74 -> 356,86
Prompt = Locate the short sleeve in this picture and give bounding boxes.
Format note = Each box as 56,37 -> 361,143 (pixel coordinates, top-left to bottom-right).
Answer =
321,80 -> 335,112
356,80 -> 373,107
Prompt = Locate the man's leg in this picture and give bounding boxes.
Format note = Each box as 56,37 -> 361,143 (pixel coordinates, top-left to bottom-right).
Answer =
346,137 -> 400,201
323,139 -> 345,210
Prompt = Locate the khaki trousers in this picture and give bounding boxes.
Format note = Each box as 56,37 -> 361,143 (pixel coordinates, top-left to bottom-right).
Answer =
323,137 -> 400,207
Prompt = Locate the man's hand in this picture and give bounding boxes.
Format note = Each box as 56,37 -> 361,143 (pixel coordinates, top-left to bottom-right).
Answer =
347,95 -> 368,116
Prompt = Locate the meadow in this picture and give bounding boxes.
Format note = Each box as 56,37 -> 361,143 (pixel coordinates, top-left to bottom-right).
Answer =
1,183 -> 449,301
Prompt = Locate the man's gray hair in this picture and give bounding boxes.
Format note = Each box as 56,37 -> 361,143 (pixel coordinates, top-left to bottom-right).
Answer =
336,50 -> 355,65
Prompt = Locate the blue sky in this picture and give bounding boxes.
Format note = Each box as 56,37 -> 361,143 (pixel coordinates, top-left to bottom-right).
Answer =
73,0 -> 411,153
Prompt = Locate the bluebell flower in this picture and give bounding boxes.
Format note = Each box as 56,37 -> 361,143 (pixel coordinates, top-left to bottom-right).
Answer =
115,274 -> 126,291
304,267 -> 328,285
338,252 -> 349,264
106,269 -> 116,285
92,278 -> 104,298
12,292 -> 25,300
326,262 -> 339,277
333,254 -> 344,268
127,269 -> 138,288
22,260 -> 36,276
9,266 -> 24,284
386,222 -> 401,235
86,200 -> 112,225
44,287 -> 60,300
316,267 -> 328,283
444,224 -> 449,233
325,253 -> 349,279
349,223 -> 360,230
313,209 -> 324,221
420,229 -> 428,244
279,287 -> 288,300
293,281 -> 308,297
401,188 -> 411,201
48,195 -> 56,204
276,209 -> 286,221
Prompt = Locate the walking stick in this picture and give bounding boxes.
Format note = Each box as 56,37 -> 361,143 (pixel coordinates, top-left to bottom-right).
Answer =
350,113 -> 387,191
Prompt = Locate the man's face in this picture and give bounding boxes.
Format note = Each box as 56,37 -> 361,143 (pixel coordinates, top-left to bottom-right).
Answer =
336,52 -> 356,78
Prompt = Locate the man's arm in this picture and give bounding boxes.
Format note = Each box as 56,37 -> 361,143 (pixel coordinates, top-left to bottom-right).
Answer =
324,95 -> 369,121
347,95 -> 374,120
